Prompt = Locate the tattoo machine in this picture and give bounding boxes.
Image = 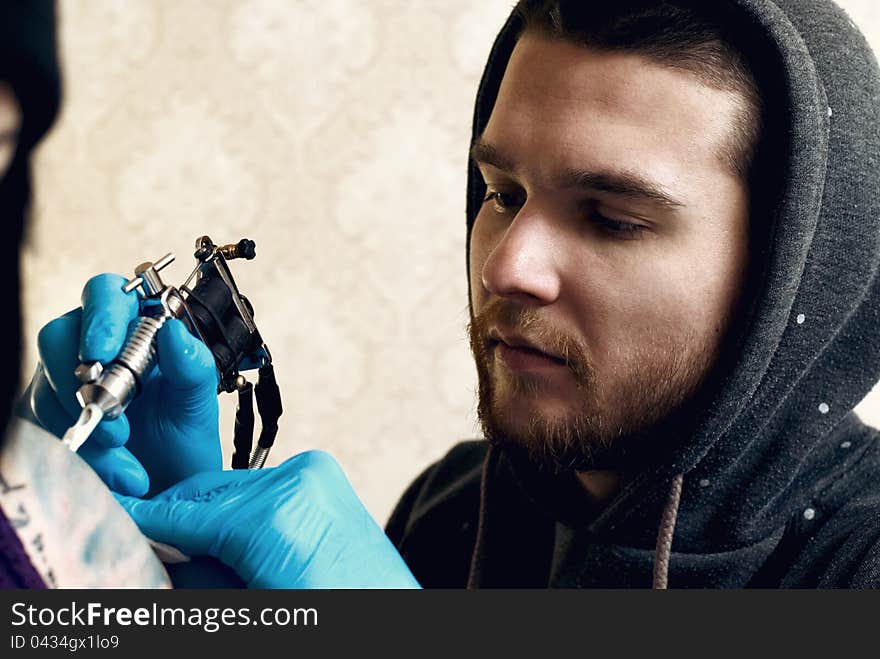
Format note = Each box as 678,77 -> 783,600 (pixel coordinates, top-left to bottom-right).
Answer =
60,235 -> 283,469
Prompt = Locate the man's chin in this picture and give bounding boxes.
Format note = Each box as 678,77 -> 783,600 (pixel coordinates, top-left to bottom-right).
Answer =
482,430 -> 604,474
478,400 -> 610,474
490,376 -> 585,418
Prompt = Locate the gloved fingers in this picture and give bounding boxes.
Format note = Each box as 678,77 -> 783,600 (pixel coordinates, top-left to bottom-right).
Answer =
150,468 -> 249,502
37,310 -> 85,418
79,273 -> 140,364
77,443 -> 150,497
29,365 -> 74,439
165,557 -> 247,588
92,413 -> 131,449
285,449 -> 350,486
114,494 -> 213,556
16,379 -> 40,425
156,319 -> 218,392
33,336 -> 130,449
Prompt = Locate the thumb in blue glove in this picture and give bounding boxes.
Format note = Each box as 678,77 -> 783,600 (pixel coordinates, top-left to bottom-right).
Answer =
115,451 -> 422,589
125,316 -> 222,492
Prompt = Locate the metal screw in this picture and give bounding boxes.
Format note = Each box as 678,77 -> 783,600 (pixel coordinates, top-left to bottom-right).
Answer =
124,253 -> 175,294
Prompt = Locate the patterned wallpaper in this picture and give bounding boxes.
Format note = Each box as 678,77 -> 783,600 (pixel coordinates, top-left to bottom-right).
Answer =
21,1 -> 880,525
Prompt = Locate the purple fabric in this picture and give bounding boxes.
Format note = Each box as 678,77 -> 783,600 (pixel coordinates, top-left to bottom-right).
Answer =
0,505 -> 46,589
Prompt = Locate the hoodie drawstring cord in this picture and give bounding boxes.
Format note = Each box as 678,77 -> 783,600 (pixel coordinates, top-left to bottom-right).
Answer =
652,473 -> 684,589
468,445 -> 684,589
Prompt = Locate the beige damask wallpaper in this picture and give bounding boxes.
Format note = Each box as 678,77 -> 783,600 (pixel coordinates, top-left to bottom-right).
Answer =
21,1 -> 880,524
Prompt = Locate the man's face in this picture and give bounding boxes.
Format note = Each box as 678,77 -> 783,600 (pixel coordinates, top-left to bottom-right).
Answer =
468,35 -> 750,471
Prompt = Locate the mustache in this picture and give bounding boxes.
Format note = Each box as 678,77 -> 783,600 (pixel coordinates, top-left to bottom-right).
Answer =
468,299 -> 594,386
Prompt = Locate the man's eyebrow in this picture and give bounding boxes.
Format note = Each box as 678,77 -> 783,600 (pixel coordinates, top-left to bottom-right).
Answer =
470,139 -> 515,172
560,168 -> 685,209
470,138 -> 684,210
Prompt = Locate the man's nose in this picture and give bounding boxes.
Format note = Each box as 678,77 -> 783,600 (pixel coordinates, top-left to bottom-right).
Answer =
480,207 -> 562,305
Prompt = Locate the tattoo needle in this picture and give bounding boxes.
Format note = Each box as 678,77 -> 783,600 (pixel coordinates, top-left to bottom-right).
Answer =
61,403 -> 104,453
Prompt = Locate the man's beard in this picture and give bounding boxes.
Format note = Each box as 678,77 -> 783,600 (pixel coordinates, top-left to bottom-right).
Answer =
468,299 -> 718,473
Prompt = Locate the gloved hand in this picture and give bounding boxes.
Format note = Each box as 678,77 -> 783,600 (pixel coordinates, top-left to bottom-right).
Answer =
115,450 -> 422,589
24,273 -> 222,496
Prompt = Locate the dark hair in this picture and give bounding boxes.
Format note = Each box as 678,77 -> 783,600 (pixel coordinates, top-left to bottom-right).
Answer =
513,0 -> 763,180
0,0 -> 60,443
0,152 -> 31,440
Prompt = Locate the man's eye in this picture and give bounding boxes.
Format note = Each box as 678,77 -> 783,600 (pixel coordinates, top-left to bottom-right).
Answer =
589,211 -> 647,239
482,190 -> 524,214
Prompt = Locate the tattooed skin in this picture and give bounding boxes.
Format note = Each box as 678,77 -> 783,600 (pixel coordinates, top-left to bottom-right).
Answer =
0,419 -> 171,588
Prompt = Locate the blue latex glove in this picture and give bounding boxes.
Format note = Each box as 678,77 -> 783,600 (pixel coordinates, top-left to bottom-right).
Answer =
115,451 -> 422,589
24,273 -> 222,496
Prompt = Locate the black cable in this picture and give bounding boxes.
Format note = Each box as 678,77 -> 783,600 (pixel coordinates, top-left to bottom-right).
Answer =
254,364 -> 283,450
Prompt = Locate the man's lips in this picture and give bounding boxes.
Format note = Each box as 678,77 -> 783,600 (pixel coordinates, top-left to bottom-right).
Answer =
489,329 -> 567,372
